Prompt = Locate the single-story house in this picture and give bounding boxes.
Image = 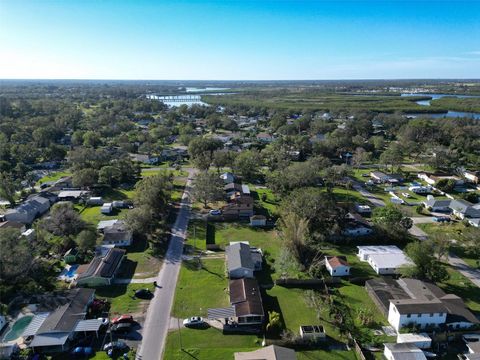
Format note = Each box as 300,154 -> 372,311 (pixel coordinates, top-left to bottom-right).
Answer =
418,173 -> 464,186
366,278 -> 479,331
468,218 -> 480,228
100,202 -> 113,215
234,345 -> 296,360
357,245 -> 412,275
226,242 -> 262,279
325,256 -> 350,277
76,248 -> 125,287
409,185 -> 431,194
102,222 -> 133,247
449,199 -> 480,219
22,288 -> 96,353
342,223 -> 373,237
5,195 -> 51,224
384,343 -> 426,360
229,278 -> 264,325
370,171 -> 391,183
250,215 -> 267,227
256,133 -> 274,142
355,204 -> 372,215
129,153 -> 159,165
222,201 -> 254,219
57,190 -> 89,202
97,219 -> 119,232
423,196 -> 452,212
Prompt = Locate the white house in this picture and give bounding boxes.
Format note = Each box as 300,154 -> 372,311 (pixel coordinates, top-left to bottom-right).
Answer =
5,195 -> 51,224
342,224 -> 373,237
357,245 -> 412,275
87,197 -> 103,205
384,343 -> 427,360
249,215 -> 267,227
409,185 -> 431,194
102,222 -> 133,247
325,256 -> 350,277
388,300 -> 447,331
423,196 -> 452,212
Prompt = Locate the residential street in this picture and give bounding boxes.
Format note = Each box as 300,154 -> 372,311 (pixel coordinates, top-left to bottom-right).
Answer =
448,253 -> 480,288
136,170 -> 194,360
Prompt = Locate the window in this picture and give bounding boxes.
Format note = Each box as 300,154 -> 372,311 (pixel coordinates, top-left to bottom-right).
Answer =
430,313 -> 434,317
407,314 -> 411,318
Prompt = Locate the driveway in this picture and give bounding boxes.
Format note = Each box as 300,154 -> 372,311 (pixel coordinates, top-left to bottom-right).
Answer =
136,169 -> 195,360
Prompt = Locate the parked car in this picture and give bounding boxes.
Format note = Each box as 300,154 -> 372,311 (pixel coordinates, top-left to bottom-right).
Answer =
103,341 -> 127,351
111,315 -> 134,325
433,216 -> 450,222
71,347 -> 93,356
402,192 -> 411,198
111,323 -> 132,334
209,209 -> 222,216
183,316 -> 206,328
135,288 -> 153,299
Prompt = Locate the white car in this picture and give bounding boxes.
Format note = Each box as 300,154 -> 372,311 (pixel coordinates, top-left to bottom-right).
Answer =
402,192 -> 411,198
183,316 -> 206,328
97,317 -> 109,326
209,209 -> 222,216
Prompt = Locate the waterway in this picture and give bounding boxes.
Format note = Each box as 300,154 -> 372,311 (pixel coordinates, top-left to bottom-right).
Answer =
400,93 -> 480,119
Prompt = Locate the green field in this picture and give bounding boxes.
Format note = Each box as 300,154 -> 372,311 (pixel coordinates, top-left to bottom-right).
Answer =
36,171 -> 72,185
77,205 -> 129,226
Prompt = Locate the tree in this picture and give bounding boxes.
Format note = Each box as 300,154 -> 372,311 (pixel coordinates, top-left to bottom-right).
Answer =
192,171 -> 224,208
125,205 -> 153,234
352,147 -> 371,169
134,173 -> 172,220
98,166 -> 122,187
436,178 -> 456,193
380,143 -> 403,172
188,137 -> 223,170
0,228 -> 33,280
47,202 -> 86,237
266,311 -> 281,332
75,229 -> 97,251
233,150 -> 262,181
372,205 -> 412,236
0,172 -> 16,206
278,212 -> 309,264
72,168 -> 98,188
402,241 -> 449,282
83,130 -> 101,147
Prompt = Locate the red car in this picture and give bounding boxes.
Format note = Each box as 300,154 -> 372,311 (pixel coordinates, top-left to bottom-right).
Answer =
111,315 -> 134,325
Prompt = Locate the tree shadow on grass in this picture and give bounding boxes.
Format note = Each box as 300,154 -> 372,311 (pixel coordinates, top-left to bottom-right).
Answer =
117,258 -> 138,279
261,290 -> 286,339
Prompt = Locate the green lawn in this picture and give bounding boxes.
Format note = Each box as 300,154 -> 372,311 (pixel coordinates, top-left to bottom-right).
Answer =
172,258 -> 229,318
250,186 -> 280,217
438,265 -> 480,313
297,350 -> 357,360
36,170 -> 71,185
332,187 -> 369,205
94,282 -> 154,314
164,328 -> 260,360
77,206 -> 129,226
321,245 -> 377,278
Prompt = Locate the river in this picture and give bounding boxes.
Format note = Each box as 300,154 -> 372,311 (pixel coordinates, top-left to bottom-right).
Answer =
400,93 -> 480,119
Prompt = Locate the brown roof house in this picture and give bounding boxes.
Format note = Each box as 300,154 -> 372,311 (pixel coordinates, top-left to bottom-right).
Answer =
229,278 -> 264,326
76,248 -> 125,287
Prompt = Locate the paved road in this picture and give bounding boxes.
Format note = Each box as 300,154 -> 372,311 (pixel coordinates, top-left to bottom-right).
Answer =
448,253 -> 480,288
136,170 -> 195,360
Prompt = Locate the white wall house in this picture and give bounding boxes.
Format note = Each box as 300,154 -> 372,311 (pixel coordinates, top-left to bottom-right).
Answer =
384,343 -> 427,360
368,253 -> 413,275
325,256 -> 350,277
388,301 -> 447,331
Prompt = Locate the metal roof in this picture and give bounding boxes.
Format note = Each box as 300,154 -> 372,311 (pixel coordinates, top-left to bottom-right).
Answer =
29,332 -> 69,347
74,319 -> 103,332
22,313 -> 49,337
207,306 -> 235,319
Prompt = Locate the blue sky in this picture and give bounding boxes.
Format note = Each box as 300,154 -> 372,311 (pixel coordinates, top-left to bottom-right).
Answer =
1,0 -> 479,80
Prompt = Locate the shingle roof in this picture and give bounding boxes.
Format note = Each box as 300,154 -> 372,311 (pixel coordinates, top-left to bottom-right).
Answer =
235,345 -> 297,360
226,243 -> 254,273
77,248 -> 125,280
326,256 -> 349,268
229,278 -> 264,317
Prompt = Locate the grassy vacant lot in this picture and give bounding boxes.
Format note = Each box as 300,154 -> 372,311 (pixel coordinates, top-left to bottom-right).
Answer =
94,282 -> 154,315
250,185 -> 280,217
172,258 -> 229,318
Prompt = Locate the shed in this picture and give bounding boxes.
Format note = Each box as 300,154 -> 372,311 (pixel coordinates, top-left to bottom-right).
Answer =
397,333 -> 432,349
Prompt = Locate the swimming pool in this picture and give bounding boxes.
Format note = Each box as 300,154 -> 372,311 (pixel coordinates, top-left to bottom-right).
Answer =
65,264 -> 79,278
2,315 -> 33,342
58,264 -> 79,282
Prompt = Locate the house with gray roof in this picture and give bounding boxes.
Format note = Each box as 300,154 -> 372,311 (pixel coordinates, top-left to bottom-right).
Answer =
5,195 -> 51,224
102,221 -> 133,246
423,196 -> 452,212
225,242 -> 262,279
76,248 -> 125,287
23,288 -> 95,353
450,199 -> 480,219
